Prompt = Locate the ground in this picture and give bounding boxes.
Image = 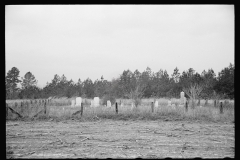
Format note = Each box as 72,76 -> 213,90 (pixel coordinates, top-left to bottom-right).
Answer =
6,119 -> 234,158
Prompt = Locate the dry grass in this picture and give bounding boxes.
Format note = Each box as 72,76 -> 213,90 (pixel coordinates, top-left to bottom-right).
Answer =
6,98 -> 234,123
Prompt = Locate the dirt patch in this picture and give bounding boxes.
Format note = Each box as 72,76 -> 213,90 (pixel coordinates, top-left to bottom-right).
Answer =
6,119 -> 234,158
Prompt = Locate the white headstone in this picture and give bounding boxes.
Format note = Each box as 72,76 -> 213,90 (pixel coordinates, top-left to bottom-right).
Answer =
94,97 -> 99,107
107,100 -> 111,107
71,100 -> 75,107
180,91 -> 185,104
154,101 -> 158,108
168,100 -> 171,106
76,97 -> 82,106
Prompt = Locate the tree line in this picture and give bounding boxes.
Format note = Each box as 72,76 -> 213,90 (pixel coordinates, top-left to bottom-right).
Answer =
5,63 -> 234,100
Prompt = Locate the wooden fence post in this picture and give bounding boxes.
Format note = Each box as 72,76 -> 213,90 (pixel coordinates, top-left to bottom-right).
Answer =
220,102 -> 223,114
205,99 -> 208,106
151,102 -> 154,113
185,101 -> 188,112
81,103 -> 84,116
115,102 -> 118,114
214,100 -> 216,107
197,99 -> 200,106
6,103 -> 8,118
21,102 -> 24,113
44,101 -> 47,114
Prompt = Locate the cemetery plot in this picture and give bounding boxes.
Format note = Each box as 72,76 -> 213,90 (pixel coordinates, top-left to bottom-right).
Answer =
6,120 -> 234,158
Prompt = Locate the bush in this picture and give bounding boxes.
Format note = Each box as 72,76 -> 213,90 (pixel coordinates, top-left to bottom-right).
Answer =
102,94 -> 116,106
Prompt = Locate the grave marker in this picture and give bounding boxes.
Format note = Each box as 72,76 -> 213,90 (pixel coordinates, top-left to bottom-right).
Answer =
94,97 -> 100,107
180,91 -> 185,104
154,101 -> 158,108
107,100 -> 111,107
76,97 -> 82,106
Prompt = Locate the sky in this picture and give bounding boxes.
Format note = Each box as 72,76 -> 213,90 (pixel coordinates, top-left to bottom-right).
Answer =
5,5 -> 234,88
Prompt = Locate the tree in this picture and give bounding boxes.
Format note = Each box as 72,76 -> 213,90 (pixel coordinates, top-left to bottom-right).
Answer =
171,67 -> 180,83
6,67 -> 22,99
125,82 -> 145,108
200,69 -> 217,100
82,78 -> 95,98
183,83 -> 203,109
20,72 -> 39,99
21,72 -> 38,89
214,63 -> 234,99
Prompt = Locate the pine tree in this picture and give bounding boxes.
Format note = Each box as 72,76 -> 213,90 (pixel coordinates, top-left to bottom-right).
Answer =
6,67 -> 22,99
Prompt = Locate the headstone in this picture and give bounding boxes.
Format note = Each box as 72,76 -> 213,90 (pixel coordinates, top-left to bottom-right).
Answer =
93,97 -> 99,107
180,91 -> 185,104
107,100 -> 111,107
71,100 -> 75,107
168,100 -> 171,106
76,97 -> 82,106
154,101 -> 158,108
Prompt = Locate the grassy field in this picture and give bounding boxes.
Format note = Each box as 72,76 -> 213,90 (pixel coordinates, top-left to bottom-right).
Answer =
6,97 -> 234,158
6,98 -> 234,123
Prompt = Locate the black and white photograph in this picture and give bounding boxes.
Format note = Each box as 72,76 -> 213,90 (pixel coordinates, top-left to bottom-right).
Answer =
6,4 -> 234,158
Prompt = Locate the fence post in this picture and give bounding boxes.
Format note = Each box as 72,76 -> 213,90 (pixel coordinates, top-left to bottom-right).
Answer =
185,101 -> 188,112
6,103 -> 8,118
115,102 -> 118,114
81,102 -> 84,116
197,99 -> 200,106
214,100 -> 216,107
220,102 -> 223,114
44,101 -> 47,114
205,99 -> 208,106
21,102 -> 24,113
151,102 -> 154,113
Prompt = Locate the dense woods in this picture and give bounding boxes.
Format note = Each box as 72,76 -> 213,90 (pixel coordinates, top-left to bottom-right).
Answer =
5,64 -> 234,100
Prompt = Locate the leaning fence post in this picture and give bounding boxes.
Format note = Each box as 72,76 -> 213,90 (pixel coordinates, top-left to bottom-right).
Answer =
115,102 -> 118,114
81,102 -> 84,116
185,101 -> 188,112
151,102 -> 154,113
220,102 -> 223,114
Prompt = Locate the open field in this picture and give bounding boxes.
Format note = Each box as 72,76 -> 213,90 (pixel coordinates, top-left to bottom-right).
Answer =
6,119 -> 234,158
6,98 -> 235,158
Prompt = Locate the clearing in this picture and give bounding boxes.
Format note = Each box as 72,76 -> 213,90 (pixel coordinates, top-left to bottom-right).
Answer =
6,119 -> 234,158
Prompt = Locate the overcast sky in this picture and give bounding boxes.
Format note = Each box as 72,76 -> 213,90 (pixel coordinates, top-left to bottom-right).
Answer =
5,5 -> 234,88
